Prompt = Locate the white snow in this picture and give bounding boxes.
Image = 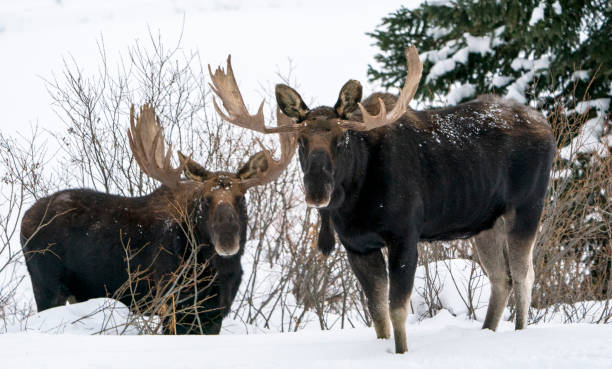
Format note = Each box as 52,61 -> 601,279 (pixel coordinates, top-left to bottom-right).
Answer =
2,256 -> 611,368
560,98 -> 611,160
571,70 -> 591,82
4,299 -> 138,335
3,297 -> 267,336
412,259 -> 495,320
444,83 -> 477,106
492,75 -> 513,88
426,26 -> 453,39
505,56 -> 551,104
1,309 -> 611,369
560,116 -> 609,160
552,1 -> 562,15
426,0 -> 455,7
551,169 -> 572,180
574,98 -> 611,115
529,1 -> 547,26
426,33 -> 496,83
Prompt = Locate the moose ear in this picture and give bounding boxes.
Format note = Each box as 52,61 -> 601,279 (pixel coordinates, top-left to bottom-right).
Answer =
237,151 -> 269,180
275,84 -> 309,121
334,80 -> 362,119
177,151 -> 211,182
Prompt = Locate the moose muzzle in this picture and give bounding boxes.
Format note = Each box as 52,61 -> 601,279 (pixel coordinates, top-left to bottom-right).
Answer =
303,150 -> 333,208
211,203 -> 241,256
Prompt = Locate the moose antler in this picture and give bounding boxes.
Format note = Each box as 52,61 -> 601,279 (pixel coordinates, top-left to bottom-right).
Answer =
208,56 -> 298,134
339,46 -> 423,131
208,56 -> 297,187
127,104 -> 190,190
240,108 -> 298,187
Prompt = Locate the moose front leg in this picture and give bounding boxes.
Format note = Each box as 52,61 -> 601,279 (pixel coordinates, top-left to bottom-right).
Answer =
345,248 -> 390,339
387,236 -> 418,354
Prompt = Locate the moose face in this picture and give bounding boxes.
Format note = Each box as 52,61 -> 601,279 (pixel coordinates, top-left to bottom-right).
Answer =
206,46 -> 420,209
179,152 -> 272,257
128,105 -> 295,259
275,81 -> 363,208
202,178 -> 245,257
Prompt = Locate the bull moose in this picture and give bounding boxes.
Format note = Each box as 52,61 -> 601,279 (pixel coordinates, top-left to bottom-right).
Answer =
21,104 -> 296,334
209,47 -> 555,352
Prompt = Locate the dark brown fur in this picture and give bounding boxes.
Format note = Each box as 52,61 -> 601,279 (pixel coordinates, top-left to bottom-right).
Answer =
276,81 -> 555,353
21,156 -> 267,334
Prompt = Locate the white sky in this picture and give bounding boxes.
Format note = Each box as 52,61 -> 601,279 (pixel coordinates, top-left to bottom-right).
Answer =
0,0 -> 423,136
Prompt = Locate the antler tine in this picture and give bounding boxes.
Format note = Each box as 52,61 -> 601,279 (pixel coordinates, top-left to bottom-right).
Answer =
208,56 -> 267,134
127,104 -> 190,190
242,108 -> 298,188
339,46 -> 423,131
208,56 -> 302,134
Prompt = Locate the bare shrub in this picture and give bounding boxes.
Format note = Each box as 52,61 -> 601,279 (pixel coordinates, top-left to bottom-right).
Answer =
0,130 -> 48,331
530,95 -> 611,323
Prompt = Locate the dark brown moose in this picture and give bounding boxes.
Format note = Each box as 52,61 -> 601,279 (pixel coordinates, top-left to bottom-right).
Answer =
21,104 -> 296,334
210,46 -> 555,353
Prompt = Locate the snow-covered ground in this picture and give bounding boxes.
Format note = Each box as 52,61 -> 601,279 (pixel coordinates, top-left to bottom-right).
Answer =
2,260 -> 610,368
2,306 -> 611,369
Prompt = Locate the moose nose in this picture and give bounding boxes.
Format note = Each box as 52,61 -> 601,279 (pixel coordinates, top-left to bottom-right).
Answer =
212,203 -> 240,257
304,150 -> 333,208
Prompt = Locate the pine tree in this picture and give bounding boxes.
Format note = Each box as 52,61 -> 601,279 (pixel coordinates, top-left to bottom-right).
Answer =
368,0 -> 611,307
368,0 -> 610,112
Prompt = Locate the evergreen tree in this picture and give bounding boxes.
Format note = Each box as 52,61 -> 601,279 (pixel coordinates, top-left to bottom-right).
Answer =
368,0 -> 611,306
368,0 -> 610,112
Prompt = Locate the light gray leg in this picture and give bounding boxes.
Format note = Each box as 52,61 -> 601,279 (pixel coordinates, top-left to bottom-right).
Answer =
507,234 -> 536,330
506,202 -> 543,330
387,236 -> 418,354
474,216 -> 512,331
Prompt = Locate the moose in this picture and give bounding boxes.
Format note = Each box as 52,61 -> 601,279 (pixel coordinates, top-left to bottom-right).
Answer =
209,47 -> 555,352
21,104 -> 295,334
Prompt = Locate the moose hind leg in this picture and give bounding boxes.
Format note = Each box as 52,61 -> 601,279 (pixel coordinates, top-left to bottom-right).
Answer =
507,205 -> 541,330
346,249 -> 390,339
474,216 -> 512,331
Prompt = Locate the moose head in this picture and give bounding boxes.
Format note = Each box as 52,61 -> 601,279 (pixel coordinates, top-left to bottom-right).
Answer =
127,103 -> 296,256
208,47 -> 422,209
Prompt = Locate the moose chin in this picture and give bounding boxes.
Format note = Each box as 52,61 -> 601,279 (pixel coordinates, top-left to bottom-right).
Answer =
209,47 -> 555,353
21,104 -> 295,335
